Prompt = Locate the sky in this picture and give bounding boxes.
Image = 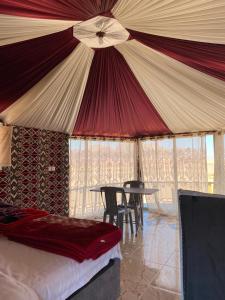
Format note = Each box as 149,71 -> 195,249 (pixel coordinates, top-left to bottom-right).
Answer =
206,135 -> 214,161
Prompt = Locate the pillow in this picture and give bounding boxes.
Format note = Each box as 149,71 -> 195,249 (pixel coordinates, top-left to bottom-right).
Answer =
0,206 -> 21,225
0,201 -> 13,208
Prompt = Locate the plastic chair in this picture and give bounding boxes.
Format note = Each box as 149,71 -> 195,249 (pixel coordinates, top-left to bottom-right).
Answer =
100,186 -> 133,235
123,180 -> 145,232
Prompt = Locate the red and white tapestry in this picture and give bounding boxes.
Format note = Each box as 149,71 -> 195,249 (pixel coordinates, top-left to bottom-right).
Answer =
0,126 -> 69,216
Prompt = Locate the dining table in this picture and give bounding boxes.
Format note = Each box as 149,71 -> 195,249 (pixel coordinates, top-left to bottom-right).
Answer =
90,186 -> 159,195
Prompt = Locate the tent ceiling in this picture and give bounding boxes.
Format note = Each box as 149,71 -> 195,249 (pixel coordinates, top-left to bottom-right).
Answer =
0,0 -> 225,138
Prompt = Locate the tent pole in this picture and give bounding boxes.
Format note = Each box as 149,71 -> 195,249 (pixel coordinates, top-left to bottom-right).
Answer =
136,139 -> 142,181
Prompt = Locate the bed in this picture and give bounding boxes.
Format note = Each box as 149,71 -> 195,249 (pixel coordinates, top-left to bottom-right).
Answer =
0,237 -> 121,300
0,205 -> 122,300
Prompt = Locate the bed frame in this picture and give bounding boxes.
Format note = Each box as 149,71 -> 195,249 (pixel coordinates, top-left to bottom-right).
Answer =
67,258 -> 120,300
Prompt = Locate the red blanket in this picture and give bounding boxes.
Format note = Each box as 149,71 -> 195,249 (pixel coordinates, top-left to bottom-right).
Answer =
6,215 -> 122,262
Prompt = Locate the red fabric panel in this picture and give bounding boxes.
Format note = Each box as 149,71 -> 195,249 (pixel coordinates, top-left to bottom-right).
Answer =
129,29 -> 225,82
0,28 -> 79,113
73,47 -> 170,138
0,0 -> 117,20
6,215 -> 122,262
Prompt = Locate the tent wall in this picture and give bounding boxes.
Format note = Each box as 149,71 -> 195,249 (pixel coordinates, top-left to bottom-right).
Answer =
69,139 -> 136,217
214,132 -> 225,194
0,126 -> 69,215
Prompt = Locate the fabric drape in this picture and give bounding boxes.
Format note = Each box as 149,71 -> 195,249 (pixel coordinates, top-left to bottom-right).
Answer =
73,16 -> 129,48
113,0 -> 225,44
0,44 -> 94,134
69,139 -> 136,217
73,47 -> 170,138
140,135 -> 208,216
0,27 -> 78,113
130,30 -> 225,82
0,0 -> 118,20
213,133 -> 225,194
0,1 -> 225,138
116,40 -> 225,134
0,126 -> 12,167
0,14 -> 78,45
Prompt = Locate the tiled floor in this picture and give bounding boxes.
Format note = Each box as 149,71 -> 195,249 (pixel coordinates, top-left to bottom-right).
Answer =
119,211 -> 181,300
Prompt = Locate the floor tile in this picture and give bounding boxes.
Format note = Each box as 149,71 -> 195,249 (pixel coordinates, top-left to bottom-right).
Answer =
121,258 -> 159,285
166,251 -> 181,268
119,290 -> 142,300
141,287 -> 180,300
151,265 -> 181,293
131,243 -> 173,266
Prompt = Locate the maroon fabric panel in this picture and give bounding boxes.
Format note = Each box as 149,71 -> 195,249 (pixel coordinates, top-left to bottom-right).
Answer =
0,0 -> 118,20
0,28 -> 79,113
73,47 -> 170,138
129,29 -> 225,82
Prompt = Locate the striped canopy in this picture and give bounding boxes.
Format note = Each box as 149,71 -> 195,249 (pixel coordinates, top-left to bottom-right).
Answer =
0,0 -> 225,138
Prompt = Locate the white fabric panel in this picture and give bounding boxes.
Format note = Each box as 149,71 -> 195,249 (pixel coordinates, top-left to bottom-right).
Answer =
140,135 -> 208,216
0,236 -> 121,300
73,16 -> 129,48
0,14 -> 78,46
116,40 -> 225,134
0,44 -> 94,134
112,0 -> 225,44
213,132 -> 225,194
0,126 -> 12,167
69,139 -> 136,218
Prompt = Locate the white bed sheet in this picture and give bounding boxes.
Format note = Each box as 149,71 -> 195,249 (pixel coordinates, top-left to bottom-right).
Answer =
0,236 -> 121,300
0,271 -> 39,300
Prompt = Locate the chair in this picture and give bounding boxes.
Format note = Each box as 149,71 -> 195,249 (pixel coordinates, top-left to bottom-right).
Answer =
100,186 -> 133,235
123,180 -> 145,232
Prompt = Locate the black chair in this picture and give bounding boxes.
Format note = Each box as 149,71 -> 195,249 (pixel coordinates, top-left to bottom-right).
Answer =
123,180 -> 144,233
100,186 -> 133,235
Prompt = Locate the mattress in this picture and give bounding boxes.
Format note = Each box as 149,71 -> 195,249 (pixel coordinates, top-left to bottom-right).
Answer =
0,236 -> 121,300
